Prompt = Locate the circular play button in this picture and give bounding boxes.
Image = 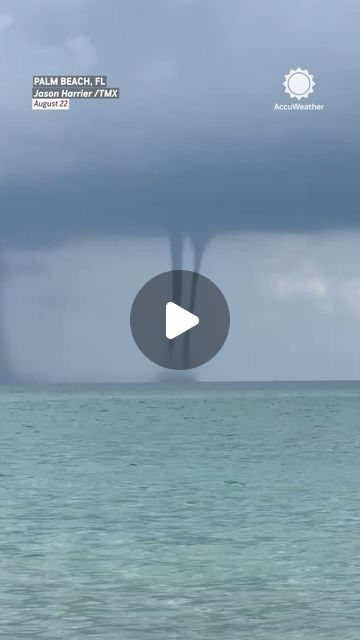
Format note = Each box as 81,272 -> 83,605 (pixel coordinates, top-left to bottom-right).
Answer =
130,270 -> 230,370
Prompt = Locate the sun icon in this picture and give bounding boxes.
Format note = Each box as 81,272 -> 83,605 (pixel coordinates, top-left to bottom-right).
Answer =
283,68 -> 315,100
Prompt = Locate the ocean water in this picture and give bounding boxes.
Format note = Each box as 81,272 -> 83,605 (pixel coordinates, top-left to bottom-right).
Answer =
0,382 -> 360,639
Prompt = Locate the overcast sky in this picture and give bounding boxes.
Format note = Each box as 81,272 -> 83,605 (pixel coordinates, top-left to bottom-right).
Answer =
1,0 -> 360,381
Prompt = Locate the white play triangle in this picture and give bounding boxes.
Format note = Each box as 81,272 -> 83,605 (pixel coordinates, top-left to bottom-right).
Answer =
166,302 -> 199,340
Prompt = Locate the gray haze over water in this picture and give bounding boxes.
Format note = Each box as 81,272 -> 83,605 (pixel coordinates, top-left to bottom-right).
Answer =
0,1 -> 360,380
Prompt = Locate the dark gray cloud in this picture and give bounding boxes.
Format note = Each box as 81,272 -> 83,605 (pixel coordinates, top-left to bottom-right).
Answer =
1,0 -> 360,250
1,138 -> 359,251
1,0 -> 360,382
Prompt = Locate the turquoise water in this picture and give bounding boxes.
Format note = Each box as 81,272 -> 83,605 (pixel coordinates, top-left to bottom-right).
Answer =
0,382 -> 360,639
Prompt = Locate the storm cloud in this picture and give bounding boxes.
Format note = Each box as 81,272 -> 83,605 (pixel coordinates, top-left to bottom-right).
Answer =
0,0 -> 360,380
2,0 -> 360,245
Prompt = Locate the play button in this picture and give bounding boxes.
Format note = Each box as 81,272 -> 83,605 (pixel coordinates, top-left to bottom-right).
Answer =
166,302 -> 199,339
130,270 -> 230,370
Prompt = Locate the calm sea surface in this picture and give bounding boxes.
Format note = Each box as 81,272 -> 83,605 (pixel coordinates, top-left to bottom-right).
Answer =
0,382 -> 359,639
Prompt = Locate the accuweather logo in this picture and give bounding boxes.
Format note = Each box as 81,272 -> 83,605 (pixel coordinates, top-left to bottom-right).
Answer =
274,67 -> 324,112
283,68 -> 315,100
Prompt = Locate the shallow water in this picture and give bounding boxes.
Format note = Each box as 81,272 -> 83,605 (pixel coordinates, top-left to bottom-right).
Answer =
0,382 -> 359,639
